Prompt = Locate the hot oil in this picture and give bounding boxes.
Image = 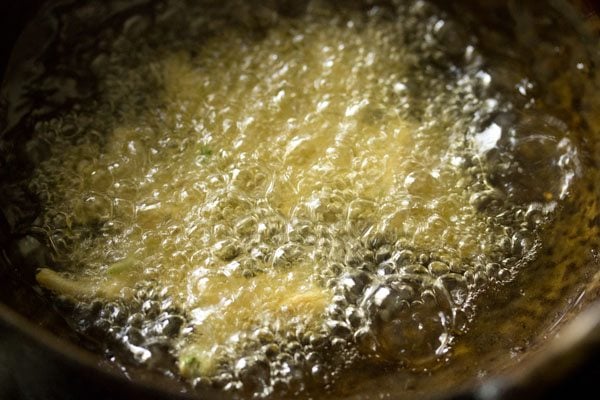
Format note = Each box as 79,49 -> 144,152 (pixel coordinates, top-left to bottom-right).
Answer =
1,0 -> 597,398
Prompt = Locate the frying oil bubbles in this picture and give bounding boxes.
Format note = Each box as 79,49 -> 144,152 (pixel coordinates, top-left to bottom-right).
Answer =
20,0 -> 581,397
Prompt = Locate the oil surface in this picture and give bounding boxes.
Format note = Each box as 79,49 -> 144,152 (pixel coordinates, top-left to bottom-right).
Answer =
1,0 -> 598,398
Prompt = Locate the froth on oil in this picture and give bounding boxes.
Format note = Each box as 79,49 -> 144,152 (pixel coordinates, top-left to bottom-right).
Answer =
6,0 -> 584,397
